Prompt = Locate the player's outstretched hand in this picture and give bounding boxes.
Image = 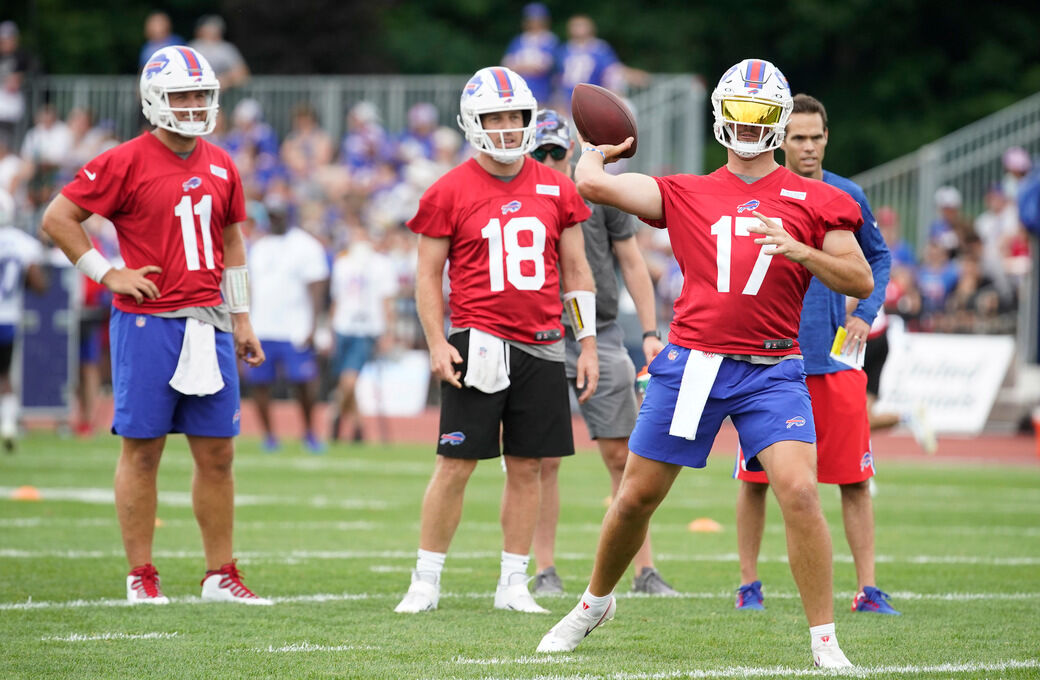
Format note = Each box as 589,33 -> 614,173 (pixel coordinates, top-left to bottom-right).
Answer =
747,211 -> 809,263
430,339 -> 463,389
575,344 -> 599,403
233,318 -> 265,367
576,132 -> 635,164
102,265 -> 161,304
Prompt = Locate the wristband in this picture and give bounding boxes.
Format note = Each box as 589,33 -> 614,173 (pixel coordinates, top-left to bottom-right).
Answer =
642,329 -> 661,340
582,146 -> 606,162
75,248 -> 114,284
221,265 -> 250,313
563,290 -> 597,340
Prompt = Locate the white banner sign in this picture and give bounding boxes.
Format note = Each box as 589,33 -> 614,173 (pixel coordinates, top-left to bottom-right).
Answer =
356,349 -> 431,417
877,324 -> 1014,434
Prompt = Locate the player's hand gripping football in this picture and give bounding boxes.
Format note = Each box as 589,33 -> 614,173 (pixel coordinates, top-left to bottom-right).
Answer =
430,339 -> 464,389
576,132 -> 635,165
102,265 -> 162,304
232,316 -> 265,367
747,211 -> 810,263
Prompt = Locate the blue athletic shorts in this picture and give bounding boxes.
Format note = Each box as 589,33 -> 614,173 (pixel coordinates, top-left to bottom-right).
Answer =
244,340 -> 317,384
333,333 -> 376,375
109,309 -> 241,438
628,345 -> 815,470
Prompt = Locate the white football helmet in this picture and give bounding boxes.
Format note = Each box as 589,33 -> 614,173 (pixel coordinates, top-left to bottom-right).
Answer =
457,66 -> 538,164
140,45 -> 220,137
711,58 -> 793,158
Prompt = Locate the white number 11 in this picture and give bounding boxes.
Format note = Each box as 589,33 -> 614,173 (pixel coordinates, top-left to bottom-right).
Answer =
175,194 -> 215,271
709,215 -> 780,295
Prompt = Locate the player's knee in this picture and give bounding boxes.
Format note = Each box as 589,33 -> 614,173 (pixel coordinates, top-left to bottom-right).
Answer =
776,480 -> 820,517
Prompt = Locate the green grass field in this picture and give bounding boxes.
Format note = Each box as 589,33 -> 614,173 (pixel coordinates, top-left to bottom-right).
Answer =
2,432 -> 1038,679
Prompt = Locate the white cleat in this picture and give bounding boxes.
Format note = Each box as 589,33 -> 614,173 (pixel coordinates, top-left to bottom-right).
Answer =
494,581 -> 549,614
394,571 -> 439,613
813,636 -> 854,668
537,596 -> 616,652
126,564 -> 170,605
200,561 -> 273,605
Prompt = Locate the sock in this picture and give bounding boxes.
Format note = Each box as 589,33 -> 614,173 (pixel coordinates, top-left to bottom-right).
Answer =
499,550 -> 529,586
810,622 -> 837,647
0,393 -> 16,437
415,549 -> 445,584
580,586 -> 613,617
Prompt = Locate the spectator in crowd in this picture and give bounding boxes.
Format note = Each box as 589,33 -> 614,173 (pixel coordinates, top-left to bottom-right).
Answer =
244,200 -> 330,454
555,14 -> 648,108
916,241 -> 960,321
340,101 -> 393,186
0,189 -> 46,452
42,45 -> 271,605
0,134 -> 28,208
138,11 -> 182,70
21,104 -> 72,211
875,206 -> 916,268
0,21 -> 38,148
502,3 -> 559,106
328,225 -> 398,443
395,102 -> 439,165
281,103 -> 335,188
974,184 -> 1024,303
928,185 -> 973,258
189,15 -> 249,90
1001,146 -> 1032,200
430,125 -> 465,175
63,108 -> 114,180
939,254 -> 1002,333
394,66 -> 598,616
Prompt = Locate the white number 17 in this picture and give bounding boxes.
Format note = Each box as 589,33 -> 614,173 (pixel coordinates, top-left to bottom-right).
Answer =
709,215 -> 781,295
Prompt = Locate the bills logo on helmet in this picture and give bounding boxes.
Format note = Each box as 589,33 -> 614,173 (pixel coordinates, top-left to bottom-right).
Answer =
737,199 -> 760,213
144,52 -> 169,79
182,177 -> 202,192
465,75 -> 482,95
439,431 -> 465,446
860,451 -> 874,471
785,416 -> 806,429
501,200 -> 521,215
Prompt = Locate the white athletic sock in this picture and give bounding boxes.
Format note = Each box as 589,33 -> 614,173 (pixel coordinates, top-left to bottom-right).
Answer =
580,586 -> 613,617
810,622 -> 837,647
499,551 -> 530,586
415,549 -> 445,584
0,393 -> 16,437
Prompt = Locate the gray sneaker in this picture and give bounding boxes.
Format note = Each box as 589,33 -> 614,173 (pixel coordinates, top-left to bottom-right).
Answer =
532,566 -> 564,594
632,567 -> 678,596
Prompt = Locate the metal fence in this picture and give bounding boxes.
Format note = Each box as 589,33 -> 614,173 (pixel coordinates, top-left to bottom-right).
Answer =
21,73 -> 705,176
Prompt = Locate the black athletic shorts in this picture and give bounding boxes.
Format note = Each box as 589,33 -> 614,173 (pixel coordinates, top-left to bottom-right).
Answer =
436,330 -> 574,460
863,331 -> 888,397
0,341 -> 13,376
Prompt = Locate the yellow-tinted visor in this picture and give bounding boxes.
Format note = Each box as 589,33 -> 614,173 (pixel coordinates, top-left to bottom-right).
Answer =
721,99 -> 783,125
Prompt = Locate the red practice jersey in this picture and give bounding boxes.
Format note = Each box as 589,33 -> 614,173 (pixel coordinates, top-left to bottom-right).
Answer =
62,132 -> 246,314
643,165 -> 862,355
408,158 -> 590,343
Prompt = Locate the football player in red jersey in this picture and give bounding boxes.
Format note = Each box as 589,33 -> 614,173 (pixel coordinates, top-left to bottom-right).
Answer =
394,66 -> 598,616
41,46 -> 270,606
537,59 -> 872,669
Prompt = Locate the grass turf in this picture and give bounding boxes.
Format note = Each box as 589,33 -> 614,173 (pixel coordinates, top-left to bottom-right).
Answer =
1,432 -> 1038,678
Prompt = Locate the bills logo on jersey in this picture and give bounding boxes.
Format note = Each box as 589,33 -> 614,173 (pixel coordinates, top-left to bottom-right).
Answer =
860,451 -> 874,472
736,199 -> 760,213
182,176 -> 202,192
144,53 -> 169,79
439,431 -> 465,446
667,349 -> 679,361
785,416 -> 806,429
501,200 -> 522,215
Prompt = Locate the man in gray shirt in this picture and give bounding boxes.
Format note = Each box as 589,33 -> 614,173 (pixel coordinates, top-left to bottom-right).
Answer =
527,109 -> 677,595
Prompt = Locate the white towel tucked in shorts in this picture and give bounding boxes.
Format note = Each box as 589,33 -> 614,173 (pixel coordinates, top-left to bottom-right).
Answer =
169,318 -> 225,396
463,329 -> 510,394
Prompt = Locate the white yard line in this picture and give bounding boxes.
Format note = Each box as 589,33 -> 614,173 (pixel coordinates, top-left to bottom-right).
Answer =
0,486 -> 387,510
41,632 -> 180,642
256,642 -> 378,653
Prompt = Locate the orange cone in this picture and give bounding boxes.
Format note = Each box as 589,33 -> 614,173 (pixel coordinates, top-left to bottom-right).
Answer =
688,517 -> 722,533
11,485 -> 41,501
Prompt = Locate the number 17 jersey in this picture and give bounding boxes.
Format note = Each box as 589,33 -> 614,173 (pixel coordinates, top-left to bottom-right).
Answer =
407,158 -> 591,344
61,132 -> 246,315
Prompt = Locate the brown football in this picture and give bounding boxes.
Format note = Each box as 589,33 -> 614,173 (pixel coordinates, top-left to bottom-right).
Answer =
570,83 -> 638,158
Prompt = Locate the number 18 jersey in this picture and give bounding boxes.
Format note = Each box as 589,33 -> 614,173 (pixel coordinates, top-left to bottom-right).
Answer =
408,158 -> 591,344
62,132 -> 246,315
642,165 -> 862,356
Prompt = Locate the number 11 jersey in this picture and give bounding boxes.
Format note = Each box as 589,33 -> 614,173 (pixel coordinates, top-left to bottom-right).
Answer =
408,158 -> 591,344
62,132 -> 246,315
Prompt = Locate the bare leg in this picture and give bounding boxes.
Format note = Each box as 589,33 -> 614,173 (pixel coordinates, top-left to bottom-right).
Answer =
78,361 -> 101,431
295,380 -> 317,434
866,393 -> 900,431
418,456 -> 477,553
337,370 -> 362,436
736,480 -> 769,584
187,435 -> 236,570
501,455 -> 542,555
114,436 -> 165,568
757,441 -> 834,626
598,436 -> 660,572
840,480 -> 876,590
533,457 -> 561,572
252,385 -> 274,439
588,453 -> 681,596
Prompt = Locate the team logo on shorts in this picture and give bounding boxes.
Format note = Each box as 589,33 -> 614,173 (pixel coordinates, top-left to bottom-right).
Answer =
785,416 -> 806,429
667,349 -> 679,361
135,316 -> 146,328
439,431 -> 465,446
182,176 -> 202,192
233,409 -> 241,424
501,200 -> 522,215
860,451 -> 874,471
736,199 -> 760,213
